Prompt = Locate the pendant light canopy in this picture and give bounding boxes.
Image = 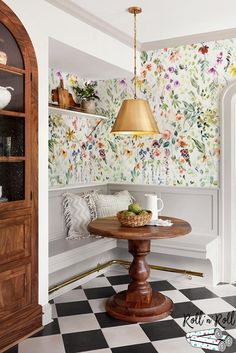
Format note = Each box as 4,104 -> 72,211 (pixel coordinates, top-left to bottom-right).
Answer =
111,6 -> 160,135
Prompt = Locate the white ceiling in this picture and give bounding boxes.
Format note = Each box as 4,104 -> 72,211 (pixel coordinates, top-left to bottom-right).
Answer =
49,38 -> 133,79
47,0 -> 236,79
69,0 -> 236,44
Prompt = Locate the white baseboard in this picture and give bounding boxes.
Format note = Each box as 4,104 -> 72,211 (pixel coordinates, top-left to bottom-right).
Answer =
42,303 -> 53,326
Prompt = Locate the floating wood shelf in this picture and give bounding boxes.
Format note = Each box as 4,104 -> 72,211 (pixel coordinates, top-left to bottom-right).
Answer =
0,63 -> 25,75
49,106 -> 108,120
0,156 -> 25,162
0,110 -> 25,117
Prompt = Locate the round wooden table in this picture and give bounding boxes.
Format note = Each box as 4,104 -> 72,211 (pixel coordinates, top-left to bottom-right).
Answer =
88,216 -> 191,322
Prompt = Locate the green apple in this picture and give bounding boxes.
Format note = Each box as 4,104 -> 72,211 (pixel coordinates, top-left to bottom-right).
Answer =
140,210 -> 148,214
128,203 -> 143,214
122,210 -> 136,217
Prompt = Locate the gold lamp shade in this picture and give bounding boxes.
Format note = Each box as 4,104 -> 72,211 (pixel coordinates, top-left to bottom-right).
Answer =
111,98 -> 160,135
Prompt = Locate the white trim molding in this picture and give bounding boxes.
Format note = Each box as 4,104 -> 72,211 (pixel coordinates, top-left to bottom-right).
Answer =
220,80 -> 236,283
45,0 -> 140,49
142,28 -> 236,51
45,0 -> 236,51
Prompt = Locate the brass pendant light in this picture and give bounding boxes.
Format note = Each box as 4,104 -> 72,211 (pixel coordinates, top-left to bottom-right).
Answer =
111,6 -> 160,135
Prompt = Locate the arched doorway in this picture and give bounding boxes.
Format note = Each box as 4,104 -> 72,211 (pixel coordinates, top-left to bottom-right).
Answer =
220,80 -> 236,283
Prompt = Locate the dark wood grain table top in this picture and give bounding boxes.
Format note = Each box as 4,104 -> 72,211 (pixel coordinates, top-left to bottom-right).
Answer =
88,215 -> 191,240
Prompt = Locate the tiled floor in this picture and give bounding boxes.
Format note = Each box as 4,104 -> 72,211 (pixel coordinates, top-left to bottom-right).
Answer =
6,271 -> 236,353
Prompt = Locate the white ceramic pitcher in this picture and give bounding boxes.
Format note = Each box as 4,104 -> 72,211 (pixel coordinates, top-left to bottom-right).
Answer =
0,86 -> 14,109
144,194 -> 164,223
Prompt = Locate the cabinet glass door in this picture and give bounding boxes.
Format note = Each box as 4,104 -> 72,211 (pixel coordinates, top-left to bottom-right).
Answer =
0,22 -> 24,68
0,22 -> 27,206
0,162 -> 24,201
0,116 -> 24,156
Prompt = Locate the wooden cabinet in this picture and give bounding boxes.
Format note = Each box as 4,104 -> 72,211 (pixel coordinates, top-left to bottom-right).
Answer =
0,264 -> 32,317
0,1 -> 42,350
0,216 -> 31,265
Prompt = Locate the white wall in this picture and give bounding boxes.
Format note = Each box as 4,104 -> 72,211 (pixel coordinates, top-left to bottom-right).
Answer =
3,0 -> 134,319
45,1 -> 134,74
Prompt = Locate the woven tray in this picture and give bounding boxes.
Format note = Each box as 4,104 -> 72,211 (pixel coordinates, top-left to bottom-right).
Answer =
117,210 -> 152,227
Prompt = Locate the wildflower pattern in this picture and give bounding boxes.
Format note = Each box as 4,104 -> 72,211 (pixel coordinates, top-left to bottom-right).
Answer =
49,39 -> 236,187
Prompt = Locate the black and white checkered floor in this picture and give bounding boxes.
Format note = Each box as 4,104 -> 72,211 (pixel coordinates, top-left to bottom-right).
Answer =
6,270 -> 236,353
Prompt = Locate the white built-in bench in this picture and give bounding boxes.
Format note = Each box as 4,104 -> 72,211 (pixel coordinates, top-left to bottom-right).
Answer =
49,183 -> 117,293
49,183 -> 220,296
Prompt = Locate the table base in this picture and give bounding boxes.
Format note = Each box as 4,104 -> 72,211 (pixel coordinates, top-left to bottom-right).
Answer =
106,290 -> 173,322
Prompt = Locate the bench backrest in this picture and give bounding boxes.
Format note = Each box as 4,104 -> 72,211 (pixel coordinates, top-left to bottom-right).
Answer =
49,183 -> 219,241
108,184 -> 219,237
49,184 -> 108,241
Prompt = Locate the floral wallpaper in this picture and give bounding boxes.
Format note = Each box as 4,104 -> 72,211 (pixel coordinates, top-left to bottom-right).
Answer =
49,71 -> 92,185
49,39 -> 236,187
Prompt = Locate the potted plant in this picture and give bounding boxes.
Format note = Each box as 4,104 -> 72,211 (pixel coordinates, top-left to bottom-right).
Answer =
72,81 -> 99,114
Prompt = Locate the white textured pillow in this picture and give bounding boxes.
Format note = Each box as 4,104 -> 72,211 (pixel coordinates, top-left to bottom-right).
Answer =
63,192 -> 96,240
92,190 -> 134,218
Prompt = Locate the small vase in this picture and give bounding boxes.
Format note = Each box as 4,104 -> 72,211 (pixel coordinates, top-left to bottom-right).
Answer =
0,51 -> 7,65
81,99 -> 96,114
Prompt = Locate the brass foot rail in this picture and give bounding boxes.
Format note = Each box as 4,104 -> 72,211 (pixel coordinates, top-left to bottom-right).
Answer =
49,259 -> 204,295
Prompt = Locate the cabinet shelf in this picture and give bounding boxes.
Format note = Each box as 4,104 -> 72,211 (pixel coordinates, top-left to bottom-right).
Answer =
49,106 -> 108,120
0,63 -> 25,75
0,156 -> 25,162
0,110 -> 25,118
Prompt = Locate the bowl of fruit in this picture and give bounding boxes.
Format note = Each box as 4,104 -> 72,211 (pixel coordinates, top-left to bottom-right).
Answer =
117,203 -> 152,227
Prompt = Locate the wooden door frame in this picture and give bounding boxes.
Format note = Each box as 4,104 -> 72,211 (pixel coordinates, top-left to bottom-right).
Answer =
0,1 -> 41,350
0,0 -> 38,300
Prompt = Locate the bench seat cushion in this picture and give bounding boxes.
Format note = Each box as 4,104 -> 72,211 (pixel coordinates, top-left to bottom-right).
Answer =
49,237 -> 117,274
117,233 -> 218,259
152,234 -> 219,259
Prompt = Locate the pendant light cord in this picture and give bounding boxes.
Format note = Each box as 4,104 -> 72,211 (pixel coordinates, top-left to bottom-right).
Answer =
134,10 -> 137,99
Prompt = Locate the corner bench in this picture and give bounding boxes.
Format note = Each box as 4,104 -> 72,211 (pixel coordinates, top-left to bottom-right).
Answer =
49,183 -> 220,298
